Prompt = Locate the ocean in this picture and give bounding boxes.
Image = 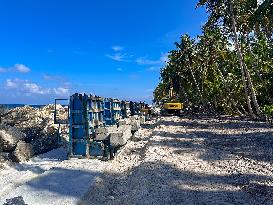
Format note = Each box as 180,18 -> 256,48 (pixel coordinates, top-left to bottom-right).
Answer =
0,104 -> 45,109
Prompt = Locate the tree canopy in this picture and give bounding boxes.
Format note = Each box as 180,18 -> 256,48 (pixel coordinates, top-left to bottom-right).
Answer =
154,0 -> 273,118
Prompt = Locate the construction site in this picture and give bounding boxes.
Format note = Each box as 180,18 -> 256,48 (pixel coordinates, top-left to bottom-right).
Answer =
1,0 -> 273,204
0,95 -> 273,204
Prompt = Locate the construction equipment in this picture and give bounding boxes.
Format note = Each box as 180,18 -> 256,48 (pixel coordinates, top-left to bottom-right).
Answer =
162,102 -> 183,115
161,85 -> 183,115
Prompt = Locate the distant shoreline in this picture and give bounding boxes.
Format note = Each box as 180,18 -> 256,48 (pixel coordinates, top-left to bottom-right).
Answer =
0,104 -> 46,109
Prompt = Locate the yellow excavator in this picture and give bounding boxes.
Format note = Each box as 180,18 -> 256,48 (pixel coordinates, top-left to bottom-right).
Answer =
161,86 -> 183,115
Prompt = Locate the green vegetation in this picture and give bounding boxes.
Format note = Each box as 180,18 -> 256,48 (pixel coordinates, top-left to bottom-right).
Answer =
263,105 -> 273,117
154,0 -> 273,118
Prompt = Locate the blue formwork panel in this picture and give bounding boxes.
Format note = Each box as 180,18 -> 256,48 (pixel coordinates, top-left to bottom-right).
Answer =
112,100 -> 121,121
104,101 -> 111,109
121,101 -> 126,118
87,100 -> 92,110
103,99 -> 114,125
72,140 -> 87,156
104,110 -> 112,119
104,111 -> 113,125
112,110 -> 120,117
71,126 -> 86,139
88,112 -> 93,121
98,113 -> 102,122
90,97 -> 104,127
89,141 -> 104,157
112,100 -> 121,124
71,112 -> 84,124
112,101 -> 119,109
69,93 -> 90,157
69,93 -> 127,159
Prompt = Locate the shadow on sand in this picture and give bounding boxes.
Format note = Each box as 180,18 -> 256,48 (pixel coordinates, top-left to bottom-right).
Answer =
79,160 -> 273,205
78,117 -> 273,205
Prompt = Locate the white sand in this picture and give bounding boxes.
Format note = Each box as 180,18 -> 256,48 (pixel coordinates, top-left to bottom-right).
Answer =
0,147 -> 107,205
2,116 -> 273,205
79,116 -> 273,205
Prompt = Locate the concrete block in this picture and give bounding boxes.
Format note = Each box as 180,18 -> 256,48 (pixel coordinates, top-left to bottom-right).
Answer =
94,125 -> 117,141
130,119 -> 141,131
118,125 -> 132,133
118,118 -> 131,126
95,133 -> 109,141
118,119 -> 127,126
110,125 -> 132,147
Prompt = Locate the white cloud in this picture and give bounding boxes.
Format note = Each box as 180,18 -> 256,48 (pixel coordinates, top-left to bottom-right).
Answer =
24,82 -> 50,94
106,53 -> 127,62
53,87 -> 70,95
136,53 -> 169,66
5,79 -> 49,95
5,79 -> 19,88
4,79 -> 69,96
106,46 -> 131,62
112,46 -> 123,52
0,64 -> 31,73
14,64 -> 31,73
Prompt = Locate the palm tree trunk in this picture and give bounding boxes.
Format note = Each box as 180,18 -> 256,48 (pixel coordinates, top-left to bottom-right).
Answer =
244,66 -> 262,116
229,0 -> 255,118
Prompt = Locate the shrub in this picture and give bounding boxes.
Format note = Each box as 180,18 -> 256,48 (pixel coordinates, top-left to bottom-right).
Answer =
262,105 -> 273,117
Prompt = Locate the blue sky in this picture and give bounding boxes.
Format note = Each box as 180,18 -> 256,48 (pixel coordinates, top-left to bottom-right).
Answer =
0,0 -> 207,104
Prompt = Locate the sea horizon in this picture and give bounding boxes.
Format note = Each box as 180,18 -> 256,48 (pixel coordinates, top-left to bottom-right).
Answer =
0,104 -> 46,109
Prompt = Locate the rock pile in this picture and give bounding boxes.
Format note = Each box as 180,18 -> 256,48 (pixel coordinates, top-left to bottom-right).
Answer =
0,124 -> 26,151
0,105 -> 68,162
3,196 -> 27,205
